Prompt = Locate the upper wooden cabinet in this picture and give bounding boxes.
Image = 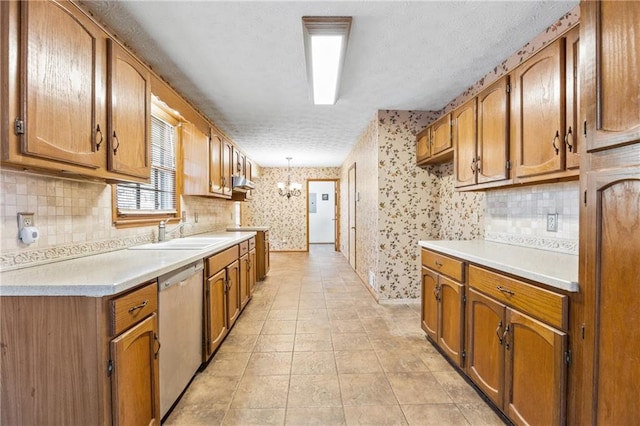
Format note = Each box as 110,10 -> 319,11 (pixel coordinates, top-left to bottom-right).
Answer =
232,146 -> 245,178
416,114 -> 453,165
582,1 -> 640,152
2,0 -> 151,183
106,40 -> 151,179
182,122 -> 211,196
454,76 -> 510,189
221,137 -> 233,197
513,28 -> 580,181
15,0 -> 107,170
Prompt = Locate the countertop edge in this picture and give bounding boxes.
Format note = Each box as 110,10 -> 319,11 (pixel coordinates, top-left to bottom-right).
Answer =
0,231 -> 257,297
419,240 -> 579,293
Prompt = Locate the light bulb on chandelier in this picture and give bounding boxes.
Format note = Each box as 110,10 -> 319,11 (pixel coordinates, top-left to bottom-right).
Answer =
277,157 -> 302,199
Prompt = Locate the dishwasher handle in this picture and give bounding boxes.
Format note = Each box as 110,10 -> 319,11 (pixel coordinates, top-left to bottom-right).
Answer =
159,260 -> 204,291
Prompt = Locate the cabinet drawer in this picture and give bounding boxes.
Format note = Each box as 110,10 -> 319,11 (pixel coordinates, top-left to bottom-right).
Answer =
206,245 -> 239,277
249,237 -> 256,251
239,240 -> 249,256
421,249 -> 464,282
111,281 -> 158,336
468,265 -> 567,330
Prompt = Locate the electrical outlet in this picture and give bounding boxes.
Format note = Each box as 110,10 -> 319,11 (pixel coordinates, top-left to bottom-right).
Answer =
546,213 -> 558,232
18,212 -> 35,229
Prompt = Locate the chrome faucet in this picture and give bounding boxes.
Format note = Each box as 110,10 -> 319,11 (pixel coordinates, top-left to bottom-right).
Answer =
158,219 -> 185,242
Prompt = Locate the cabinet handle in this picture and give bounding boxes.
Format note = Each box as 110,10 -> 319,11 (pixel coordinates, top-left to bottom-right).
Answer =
433,284 -> 440,301
565,126 -> 574,152
496,286 -> 515,296
434,260 -> 443,268
95,124 -> 103,151
496,320 -> 504,345
470,158 -> 476,173
154,333 -> 161,359
475,156 -> 481,171
503,324 -> 511,350
128,299 -> 148,313
112,131 -> 120,155
552,130 -> 560,155
222,176 -> 226,187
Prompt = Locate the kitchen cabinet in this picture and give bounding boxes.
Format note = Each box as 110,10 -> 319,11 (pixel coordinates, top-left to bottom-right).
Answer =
249,246 -> 257,296
2,0 -> 151,183
244,157 -> 254,201
106,39 -> 151,180
417,114 -> 453,166
583,1 -> 640,152
454,76 -> 510,189
466,265 -> 568,425
204,245 -> 240,360
256,230 -> 270,280
239,240 -> 250,309
107,281 -> 161,426
513,27 -> 579,182
0,280 -> 160,425
421,249 -> 465,367
233,146 -> 246,178
571,3 -> 640,424
182,121 -> 211,196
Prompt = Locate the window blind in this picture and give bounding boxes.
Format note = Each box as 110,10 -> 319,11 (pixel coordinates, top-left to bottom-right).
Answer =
116,115 -> 177,215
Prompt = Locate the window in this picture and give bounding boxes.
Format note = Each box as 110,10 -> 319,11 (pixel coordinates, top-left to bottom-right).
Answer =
113,103 -> 181,225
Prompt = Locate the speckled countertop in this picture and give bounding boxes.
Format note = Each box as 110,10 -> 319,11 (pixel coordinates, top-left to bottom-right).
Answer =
0,231 -> 256,297
226,226 -> 269,232
419,240 -> 579,292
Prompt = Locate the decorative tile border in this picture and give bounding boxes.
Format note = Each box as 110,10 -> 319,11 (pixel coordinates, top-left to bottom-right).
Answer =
0,234 -> 154,271
484,231 -> 578,255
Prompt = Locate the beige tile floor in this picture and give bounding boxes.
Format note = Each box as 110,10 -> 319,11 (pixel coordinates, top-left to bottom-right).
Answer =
164,244 -> 506,425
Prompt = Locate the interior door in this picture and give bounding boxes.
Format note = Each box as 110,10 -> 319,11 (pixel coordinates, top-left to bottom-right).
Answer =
348,164 -> 356,269
334,181 -> 340,252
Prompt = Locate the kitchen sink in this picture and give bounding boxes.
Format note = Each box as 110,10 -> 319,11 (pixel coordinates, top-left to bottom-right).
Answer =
129,237 -> 230,250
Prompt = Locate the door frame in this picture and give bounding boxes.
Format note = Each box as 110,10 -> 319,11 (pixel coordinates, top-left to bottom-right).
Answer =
348,163 -> 356,269
306,178 -> 340,252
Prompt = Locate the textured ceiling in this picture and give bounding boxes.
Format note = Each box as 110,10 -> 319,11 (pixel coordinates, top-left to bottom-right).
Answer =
81,1 -> 577,167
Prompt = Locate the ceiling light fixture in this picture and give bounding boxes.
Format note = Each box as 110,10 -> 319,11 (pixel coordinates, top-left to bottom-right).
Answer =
277,157 -> 302,199
302,16 -> 352,105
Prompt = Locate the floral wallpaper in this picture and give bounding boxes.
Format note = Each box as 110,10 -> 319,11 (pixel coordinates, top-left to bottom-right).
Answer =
0,169 -> 236,270
242,167 -> 341,251
340,117 -> 379,295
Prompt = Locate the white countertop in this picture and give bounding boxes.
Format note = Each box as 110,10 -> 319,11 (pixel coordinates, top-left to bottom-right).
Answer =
227,226 -> 269,232
0,231 -> 256,297
419,240 -> 579,292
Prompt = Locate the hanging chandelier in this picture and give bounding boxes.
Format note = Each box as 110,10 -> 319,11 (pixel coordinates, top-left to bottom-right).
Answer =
277,157 -> 302,199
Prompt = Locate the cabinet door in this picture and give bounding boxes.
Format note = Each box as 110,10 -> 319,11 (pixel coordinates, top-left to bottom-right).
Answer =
226,260 -> 241,328
564,27 -> 580,170
583,1 -> 640,152
478,76 -> 510,184
453,98 -> 477,188
438,276 -> 465,367
110,313 -> 160,426
209,130 -> 225,196
431,114 -> 452,156
19,0 -> 106,170
245,158 -> 254,200
583,168 -> 640,425
416,130 -> 430,164
239,253 -> 249,309
421,267 -> 438,341
466,288 -> 506,409
505,308 -> 567,426
264,239 -> 270,276
205,269 -> 228,359
233,147 -> 245,178
221,139 -> 233,197
514,39 -> 565,178
249,249 -> 257,296
107,40 -> 151,179
182,122 -> 210,195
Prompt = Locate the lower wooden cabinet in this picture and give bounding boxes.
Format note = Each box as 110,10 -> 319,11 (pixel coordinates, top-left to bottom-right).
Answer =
0,280 -> 160,425
205,269 -> 228,359
110,313 -> 160,426
421,250 -> 465,367
256,230 -> 270,280
421,247 -> 570,426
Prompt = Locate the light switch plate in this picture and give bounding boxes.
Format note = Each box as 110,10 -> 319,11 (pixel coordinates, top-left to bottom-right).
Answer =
547,213 -> 558,232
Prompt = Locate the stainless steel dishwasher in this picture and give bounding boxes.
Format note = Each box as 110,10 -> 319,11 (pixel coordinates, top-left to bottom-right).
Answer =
158,260 -> 204,418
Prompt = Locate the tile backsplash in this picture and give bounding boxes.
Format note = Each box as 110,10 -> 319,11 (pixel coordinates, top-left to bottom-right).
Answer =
484,181 -> 579,254
0,169 -> 235,270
